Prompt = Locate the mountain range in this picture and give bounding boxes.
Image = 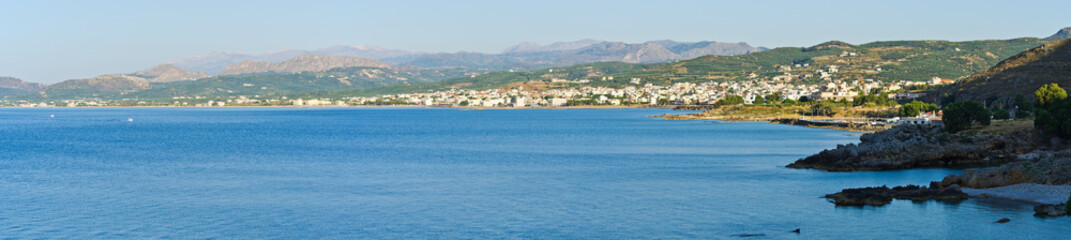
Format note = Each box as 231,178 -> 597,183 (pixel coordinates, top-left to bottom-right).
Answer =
3,27 -> 1070,102
164,40 -> 765,75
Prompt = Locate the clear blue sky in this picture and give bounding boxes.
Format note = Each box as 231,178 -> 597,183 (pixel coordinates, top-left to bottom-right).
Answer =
1,0 -> 1068,84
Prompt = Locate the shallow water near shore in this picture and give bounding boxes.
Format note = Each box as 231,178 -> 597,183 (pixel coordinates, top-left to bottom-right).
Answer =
1,107 -> 1068,239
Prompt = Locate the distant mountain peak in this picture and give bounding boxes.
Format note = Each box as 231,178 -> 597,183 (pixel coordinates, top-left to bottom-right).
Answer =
1043,27 -> 1071,41
219,54 -> 390,76
134,64 -> 210,83
502,39 -> 607,53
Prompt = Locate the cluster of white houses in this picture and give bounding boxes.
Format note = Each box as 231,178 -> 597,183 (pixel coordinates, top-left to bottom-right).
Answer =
326,76 -> 952,108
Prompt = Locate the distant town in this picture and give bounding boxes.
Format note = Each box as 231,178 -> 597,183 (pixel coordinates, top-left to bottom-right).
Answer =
2,64 -> 953,109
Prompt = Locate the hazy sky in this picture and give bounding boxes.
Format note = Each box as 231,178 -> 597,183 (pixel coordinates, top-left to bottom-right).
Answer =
2,0 -> 1069,84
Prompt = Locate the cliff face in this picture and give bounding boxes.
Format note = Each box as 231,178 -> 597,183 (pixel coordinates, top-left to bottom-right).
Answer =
787,124 -> 1044,171
134,64 -> 209,83
218,54 -> 390,76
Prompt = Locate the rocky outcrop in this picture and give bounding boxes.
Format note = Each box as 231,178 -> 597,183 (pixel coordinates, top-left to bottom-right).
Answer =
941,152 -> 1071,188
1035,204 -> 1068,217
219,54 -> 390,76
134,64 -> 209,83
787,124 -> 1043,171
824,182 -> 967,206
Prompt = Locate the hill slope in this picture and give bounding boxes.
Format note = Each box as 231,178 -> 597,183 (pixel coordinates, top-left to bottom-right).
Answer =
219,54 -> 390,76
0,76 -> 45,92
933,38 -> 1071,103
1043,27 -> 1071,41
42,74 -> 150,99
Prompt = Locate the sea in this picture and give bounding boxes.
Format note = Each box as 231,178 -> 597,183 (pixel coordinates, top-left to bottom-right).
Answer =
1,107 -> 1068,239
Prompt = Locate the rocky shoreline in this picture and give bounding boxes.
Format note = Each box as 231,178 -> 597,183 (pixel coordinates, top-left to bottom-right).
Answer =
796,122 -> 1071,217
787,124 -> 1043,171
824,182 -> 967,206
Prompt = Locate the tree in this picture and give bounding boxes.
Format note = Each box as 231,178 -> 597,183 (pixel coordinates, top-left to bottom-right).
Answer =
898,100 -> 938,117
715,95 -> 745,106
765,93 -> 783,104
753,96 -> 766,105
1035,83 -> 1068,108
942,101 -> 991,133
782,98 -> 798,106
1014,93 -> 1033,119
992,109 -> 1010,120
811,101 -> 837,116
1035,97 -> 1071,138
657,98 -> 671,105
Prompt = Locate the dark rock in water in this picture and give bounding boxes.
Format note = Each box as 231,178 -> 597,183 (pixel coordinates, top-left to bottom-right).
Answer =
1034,204 -> 1068,217
825,182 -> 968,206
787,124 -> 1042,171
995,218 -> 1011,223
791,228 -> 800,233
731,233 -> 766,238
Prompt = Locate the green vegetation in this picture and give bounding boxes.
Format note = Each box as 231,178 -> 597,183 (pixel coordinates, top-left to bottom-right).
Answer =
810,101 -> 838,116
1034,83 -> 1067,107
853,93 -> 895,107
943,101 -> 991,133
933,38 -> 1071,103
715,95 -> 745,106
765,93 -> 782,104
898,100 -> 939,117
1034,84 -> 1071,138
992,109 -> 1011,120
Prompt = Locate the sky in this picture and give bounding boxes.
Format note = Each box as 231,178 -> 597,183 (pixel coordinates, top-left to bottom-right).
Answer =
1,0 -> 1069,84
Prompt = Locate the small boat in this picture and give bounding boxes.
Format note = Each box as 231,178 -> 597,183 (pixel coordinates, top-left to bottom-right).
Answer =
128,118 -> 134,122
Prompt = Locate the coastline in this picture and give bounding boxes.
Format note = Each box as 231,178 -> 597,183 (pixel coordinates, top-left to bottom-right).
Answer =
962,184 -> 1071,205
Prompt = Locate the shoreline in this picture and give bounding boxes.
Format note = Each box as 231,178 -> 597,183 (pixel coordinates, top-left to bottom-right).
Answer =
962,184 -> 1071,205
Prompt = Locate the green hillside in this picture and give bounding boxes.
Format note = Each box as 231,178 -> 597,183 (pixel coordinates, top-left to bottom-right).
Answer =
933,38 -> 1071,104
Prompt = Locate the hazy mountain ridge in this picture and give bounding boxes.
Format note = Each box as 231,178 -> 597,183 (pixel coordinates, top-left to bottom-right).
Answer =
0,76 -> 46,92
218,55 -> 390,76
934,38 -> 1071,102
501,39 -> 604,53
133,64 -> 210,83
163,39 -> 764,75
1043,27 -> 1071,41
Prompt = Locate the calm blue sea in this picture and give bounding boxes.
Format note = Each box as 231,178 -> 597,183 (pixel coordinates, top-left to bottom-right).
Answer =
1,107 -> 1068,239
